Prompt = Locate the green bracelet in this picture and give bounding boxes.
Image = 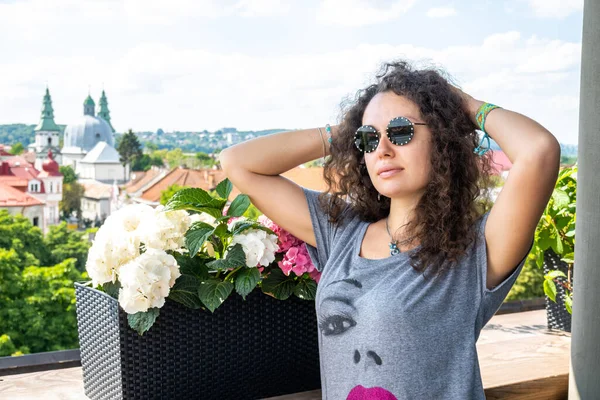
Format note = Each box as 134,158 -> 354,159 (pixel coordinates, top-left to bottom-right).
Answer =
475,102 -> 501,133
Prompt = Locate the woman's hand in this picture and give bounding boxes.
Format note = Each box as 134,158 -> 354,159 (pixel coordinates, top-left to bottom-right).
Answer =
450,86 -> 484,126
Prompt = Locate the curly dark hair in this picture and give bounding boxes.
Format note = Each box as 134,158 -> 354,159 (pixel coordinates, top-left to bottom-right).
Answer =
321,60 -> 493,277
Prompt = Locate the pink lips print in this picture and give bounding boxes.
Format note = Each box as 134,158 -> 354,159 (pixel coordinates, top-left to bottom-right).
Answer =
347,385 -> 398,400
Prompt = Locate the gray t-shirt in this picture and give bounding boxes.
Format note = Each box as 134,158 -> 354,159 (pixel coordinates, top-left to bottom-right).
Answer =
302,188 -> 527,400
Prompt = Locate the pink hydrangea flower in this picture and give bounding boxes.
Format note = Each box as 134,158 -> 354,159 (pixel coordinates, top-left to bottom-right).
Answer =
258,215 -> 302,253
278,244 -> 317,277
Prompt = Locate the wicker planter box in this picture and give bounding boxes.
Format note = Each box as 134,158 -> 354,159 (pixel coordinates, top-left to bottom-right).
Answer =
543,250 -> 572,332
74,283 -> 321,400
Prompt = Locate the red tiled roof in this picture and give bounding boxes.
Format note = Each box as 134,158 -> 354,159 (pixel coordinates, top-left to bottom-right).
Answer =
0,176 -> 29,188
138,166 -> 329,204
0,182 -> 45,207
81,180 -> 112,200
140,168 -> 227,203
124,168 -> 165,194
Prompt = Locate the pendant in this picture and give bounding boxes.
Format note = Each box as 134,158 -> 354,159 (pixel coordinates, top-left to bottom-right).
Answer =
389,242 -> 400,256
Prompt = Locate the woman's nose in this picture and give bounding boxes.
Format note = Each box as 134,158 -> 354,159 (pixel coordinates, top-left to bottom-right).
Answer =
375,134 -> 395,158
354,349 -> 383,371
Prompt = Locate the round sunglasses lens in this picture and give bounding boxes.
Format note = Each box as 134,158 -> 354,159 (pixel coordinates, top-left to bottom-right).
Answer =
387,118 -> 414,145
355,127 -> 379,152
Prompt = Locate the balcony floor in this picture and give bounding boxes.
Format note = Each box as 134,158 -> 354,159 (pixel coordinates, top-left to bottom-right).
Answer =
0,310 -> 570,400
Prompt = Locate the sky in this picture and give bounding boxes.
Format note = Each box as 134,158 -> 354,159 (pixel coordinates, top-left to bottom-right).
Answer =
0,0 -> 584,144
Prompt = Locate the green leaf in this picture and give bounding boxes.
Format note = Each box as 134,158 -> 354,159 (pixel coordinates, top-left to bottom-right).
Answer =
545,270 -> 567,279
207,243 -> 247,270
169,290 -> 203,309
198,278 -> 233,312
565,295 -> 573,314
231,220 -> 274,236
552,189 -> 570,209
565,224 -> 576,237
216,179 -> 233,200
560,253 -> 575,264
537,229 -> 552,251
551,234 -> 564,255
293,279 -> 317,300
226,194 -> 250,217
102,281 -> 121,299
173,254 -> 210,280
544,279 -> 557,303
261,269 -> 296,300
164,188 -> 226,218
127,308 -> 160,336
185,222 -> 215,257
234,268 -> 261,300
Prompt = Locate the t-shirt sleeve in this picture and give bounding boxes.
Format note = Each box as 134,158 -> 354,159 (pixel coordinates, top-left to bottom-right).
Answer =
302,187 -> 336,273
475,212 -> 532,327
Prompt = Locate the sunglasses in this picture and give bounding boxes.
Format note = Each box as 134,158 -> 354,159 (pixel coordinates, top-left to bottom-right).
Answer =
354,116 -> 427,153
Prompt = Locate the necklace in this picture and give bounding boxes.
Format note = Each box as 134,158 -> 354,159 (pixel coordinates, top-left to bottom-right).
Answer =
385,217 -> 415,256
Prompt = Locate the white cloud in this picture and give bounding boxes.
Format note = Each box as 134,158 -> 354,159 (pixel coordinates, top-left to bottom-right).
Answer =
316,0 -> 417,27
426,6 -> 457,18
527,0 -> 583,18
232,0 -> 291,17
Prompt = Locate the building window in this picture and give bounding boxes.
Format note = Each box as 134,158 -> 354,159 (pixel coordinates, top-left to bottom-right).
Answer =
48,137 -> 52,145
33,217 -> 39,227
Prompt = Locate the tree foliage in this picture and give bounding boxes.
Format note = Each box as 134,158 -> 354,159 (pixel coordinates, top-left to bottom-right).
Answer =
59,165 -> 78,184
117,129 -> 143,180
60,181 -> 85,219
9,142 -> 24,155
0,213 -> 90,356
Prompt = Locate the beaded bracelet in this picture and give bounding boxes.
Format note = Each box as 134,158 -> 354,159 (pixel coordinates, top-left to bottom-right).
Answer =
474,103 -> 501,156
325,124 -> 332,143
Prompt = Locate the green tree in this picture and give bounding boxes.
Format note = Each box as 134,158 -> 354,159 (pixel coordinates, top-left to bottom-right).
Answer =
196,151 -> 215,167
44,222 -> 91,271
60,181 -> 85,219
0,211 -> 49,266
145,141 -> 159,151
59,165 -> 78,184
9,142 -> 24,155
160,183 -> 185,205
131,153 -> 165,171
165,148 -> 184,168
0,259 -> 84,355
117,129 -> 143,181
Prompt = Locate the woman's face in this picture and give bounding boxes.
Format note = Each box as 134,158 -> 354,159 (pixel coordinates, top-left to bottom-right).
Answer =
361,91 -> 433,200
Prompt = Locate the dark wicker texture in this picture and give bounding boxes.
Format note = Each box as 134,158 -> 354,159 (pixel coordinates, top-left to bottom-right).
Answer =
543,250 -> 572,332
75,283 -> 321,400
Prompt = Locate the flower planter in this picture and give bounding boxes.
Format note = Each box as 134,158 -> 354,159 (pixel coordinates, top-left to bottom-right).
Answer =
74,283 -> 321,400
543,250 -> 572,332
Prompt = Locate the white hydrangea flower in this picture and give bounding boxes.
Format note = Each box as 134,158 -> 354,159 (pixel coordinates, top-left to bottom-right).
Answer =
230,228 -> 279,268
86,229 -> 141,287
117,249 -> 181,314
190,212 -> 217,227
137,206 -> 192,252
104,204 -> 154,234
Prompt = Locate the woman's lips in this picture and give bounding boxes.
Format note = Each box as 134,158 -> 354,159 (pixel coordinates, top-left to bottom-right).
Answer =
347,385 -> 398,400
378,168 -> 403,178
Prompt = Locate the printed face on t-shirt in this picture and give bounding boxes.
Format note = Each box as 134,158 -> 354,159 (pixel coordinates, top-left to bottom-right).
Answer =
318,277 -> 399,400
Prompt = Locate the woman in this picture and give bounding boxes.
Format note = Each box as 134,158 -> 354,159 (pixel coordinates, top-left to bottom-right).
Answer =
219,61 -> 560,400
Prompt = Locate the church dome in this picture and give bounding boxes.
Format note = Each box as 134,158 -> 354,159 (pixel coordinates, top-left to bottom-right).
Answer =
42,150 -> 60,175
63,115 -> 115,152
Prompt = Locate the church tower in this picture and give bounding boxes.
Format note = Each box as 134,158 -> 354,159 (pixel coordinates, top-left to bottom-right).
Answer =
97,90 -> 115,133
32,87 -> 62,168
84,94 -> 95,116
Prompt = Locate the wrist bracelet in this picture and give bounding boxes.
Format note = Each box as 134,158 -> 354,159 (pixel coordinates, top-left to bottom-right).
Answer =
474,103 -> 501,156
325,124 -> 332,143
317,127 -> 326,159
475,102 -> 501,134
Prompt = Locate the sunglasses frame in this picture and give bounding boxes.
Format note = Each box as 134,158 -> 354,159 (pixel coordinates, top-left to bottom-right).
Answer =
354,116 -> 427,153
